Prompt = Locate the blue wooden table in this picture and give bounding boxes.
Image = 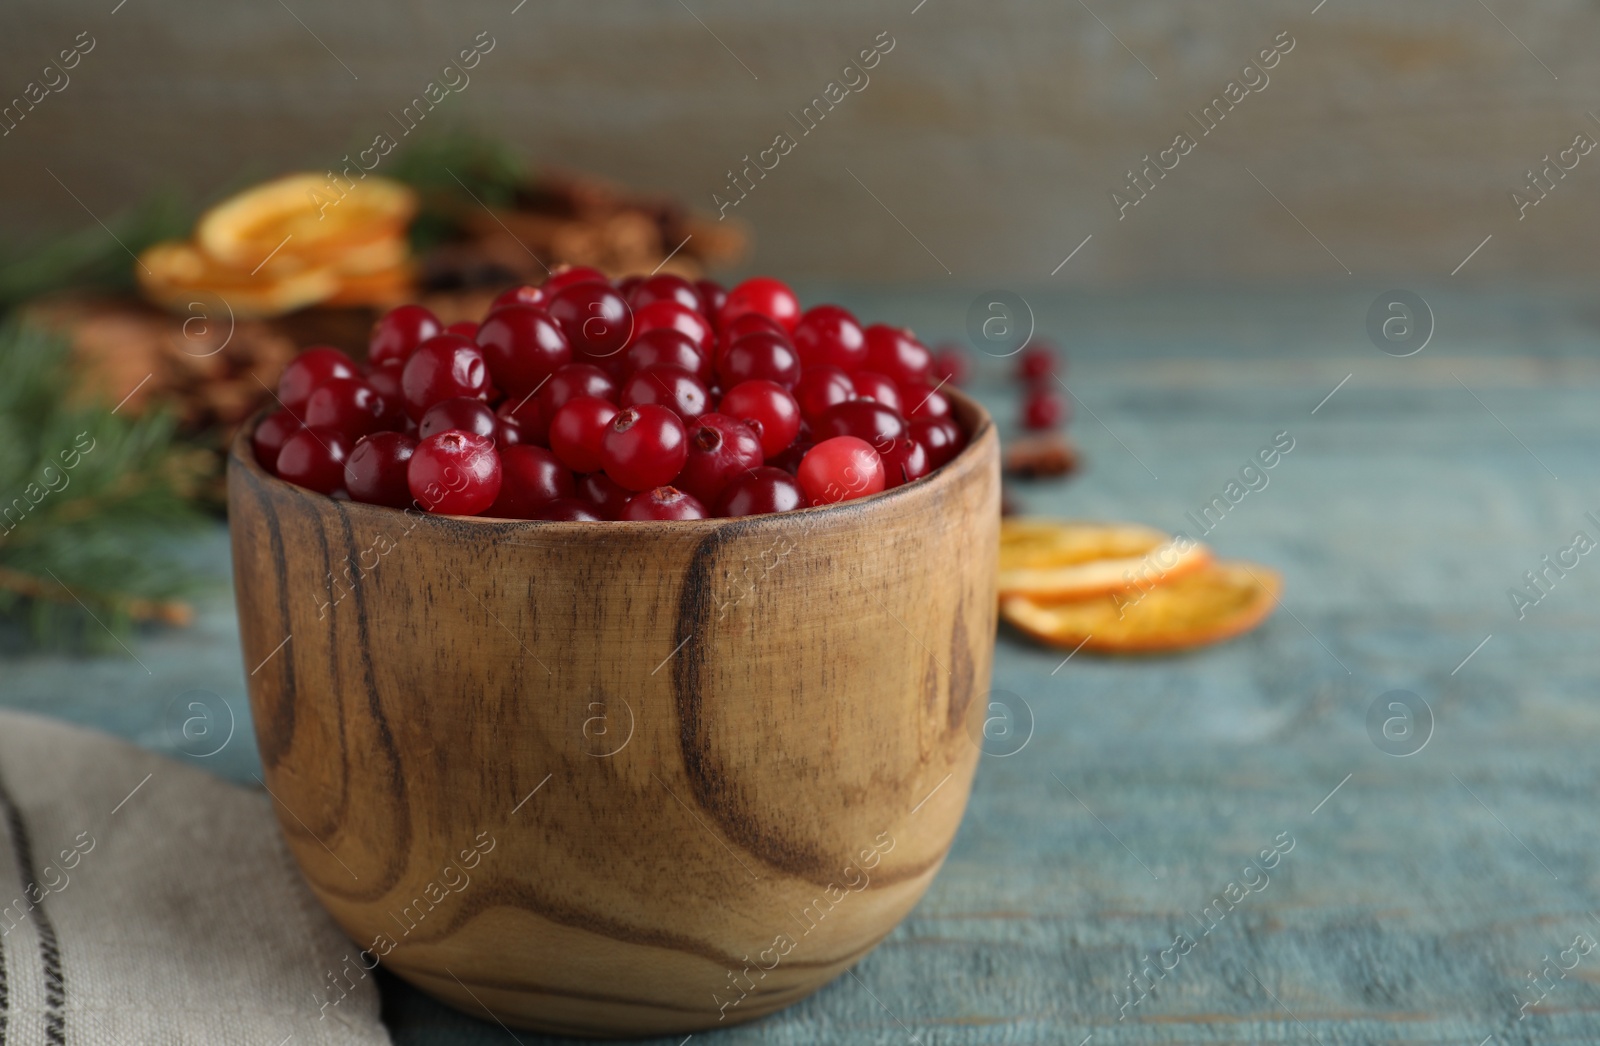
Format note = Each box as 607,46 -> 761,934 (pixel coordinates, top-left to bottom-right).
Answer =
5,287 -> 1599,1044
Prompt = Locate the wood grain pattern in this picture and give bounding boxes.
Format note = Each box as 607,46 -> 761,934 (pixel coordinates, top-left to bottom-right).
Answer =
227,394 -> 999,1036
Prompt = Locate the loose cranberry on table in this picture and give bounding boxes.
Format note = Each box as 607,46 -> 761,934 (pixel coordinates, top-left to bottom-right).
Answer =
401,334 -> 490,420
879,437 -> 930,489
714,466 -> 805,517
911,416 -> 965,469
629,274 -> 704,314
253,409 -> 304,470
408,431 -> 501,515
1017,344 -> 1058,381
476,305 -> 571,399
719,276 -> 802,332
277,347 -> 357,414
304,376 -> 390,438
792,305 -> 867,370
345,431 -> 417,508
719,379 -> 801,459
601,404 -> 688,492
487,446 -> 575,519
548,396 -> 620,474
1022,387 -> 1067,430
631,299 -> 712,354
862,324 -> 932,383
622,328 -> 708,381
620,364 -> 710,420
578,471 -> 633,519
369,305 -> 442,368
545,280 -> 632,362
418,397 -> 500,441
798,436 -> 886,506
813,400 -> 906,451
621,486 -> 708,521
850,371 -> 903,413
276,427 -> 352,496
718,331 -> 802,389
931,344 -> 969,386
676,413 -> 764,506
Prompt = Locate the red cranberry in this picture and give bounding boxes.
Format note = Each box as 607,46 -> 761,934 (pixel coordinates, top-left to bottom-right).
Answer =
621,486 -> 707,521
621,364 -> 710,420
1017,344 -> 1057,381
546,281 -> 633,362
487,445 -> 575,519
793,366 -> 856,422
446,321 -> 479,339
718,331 -> 802,389
622,328 -> 708,381
813,400 -> 906,452
850,371 -> 903,413
538,363 -> 617,417
695,279 -> 727,318
766,439 -> 812,476
542,265 -> 607,295
277,347 -> 357,413
862,324 -> 932,383
601,404 -> 688,491
901,381 -> 953,419
401,334 -> 489,420
911,416 -> 965,468
632,300 -> 712,354
253,410 -> 304,471
880,437 -> 930,489
718,311 -> 786,350
792,305 -> 866,370
344,431 -> 417,508
630,274 -> 704,314
718,380 -> 801,458
932,345 -> 969,386
491,284 -> 545,311
578,471 -> 633,519
369,306 -> 442,368
1022,387 -> 1066,430
720,277 -> 801,332
798,436 -> 885,506
535,498 -> 602,521
476,305 -> 571,399
676,413 -> 763,506
616,275 -> 643,302
714,466 -> 805,517
548,396 -> 619,473
365,362 -> 405,418
276,427 -> 352,495
304,376 -> 389,438
418,397 -> 500,441
408,431 -> 501,514
497,397 -> 550,446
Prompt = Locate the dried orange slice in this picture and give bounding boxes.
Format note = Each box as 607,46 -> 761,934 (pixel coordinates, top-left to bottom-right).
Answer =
1001,561 -> 1282,654
998,519 -> 1211,601
138,241 -> 338,318
324,261 -> 415,307
195,173 -> 417,270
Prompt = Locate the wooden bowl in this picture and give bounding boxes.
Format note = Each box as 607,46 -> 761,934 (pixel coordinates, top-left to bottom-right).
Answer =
227,394 -> 999,1037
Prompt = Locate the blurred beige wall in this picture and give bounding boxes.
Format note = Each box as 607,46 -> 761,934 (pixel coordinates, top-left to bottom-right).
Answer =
1,0 -> 1597,285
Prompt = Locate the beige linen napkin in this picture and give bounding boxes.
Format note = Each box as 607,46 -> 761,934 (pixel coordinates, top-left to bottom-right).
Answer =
0,710 -> 388,1045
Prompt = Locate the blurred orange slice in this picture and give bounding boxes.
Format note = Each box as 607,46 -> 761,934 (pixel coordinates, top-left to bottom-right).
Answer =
1000,561 -> 1281,654
195,173 -> 417,270
998,519 -> 1211,600
324,261 -> 415,307
138,241 -> 339,318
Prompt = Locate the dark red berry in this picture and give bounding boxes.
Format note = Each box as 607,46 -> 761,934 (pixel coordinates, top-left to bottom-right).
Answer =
345,431 -> 418,508
278,347 -> 357,413
717,311 -> 785,350
253,410 -> 304,471
695,279 -> 727,319
766,439 -> 812,476
862,324 -> 932,383
1017,344 -> 1057,381
1022,387 -> 1066,430
476,305 -> 571,399
713,466 -> 805,517
720,277 -> 801,332
620,364 -> 710,420
496,413 -> 526,446
621,486 -> 707,521
497,397 -> 550,446
850,371 -> 903,414
369,306 -> 442,368
792,305 -> 867,370
546,281 -> 633,362
931,345 -> 969,386
793,365 -> 856,422
630,274 -> 704,314
487,445 -> 575,519
446,321 -> 479,339
676,413 -> 763,506
534,498 -> 602,521
900,381 -> 953,419
718,331 -> 802,389
631,300 -> 712,354
365,363 -> 406,423
418,397 -> 500,442
537,363 -> 617,417
490,284 -> 545,311
879,437 -> 930,489
622,328 -> 708,381
542,265 -> 607,295
578,471 -> 633,519
548,396 -> 619,473
911,416 -> 965,468
276,427 -> 352,495
304,376 -> 389,438
719,380 -> 801,459
601,404 -> 688,491
798,436 -> 885,505
813,400 -> 906,452
401,334 -> 489,420
408,431 -> 501,514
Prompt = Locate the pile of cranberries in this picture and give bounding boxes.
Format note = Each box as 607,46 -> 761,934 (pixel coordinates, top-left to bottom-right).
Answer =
252,270 -> 969,521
